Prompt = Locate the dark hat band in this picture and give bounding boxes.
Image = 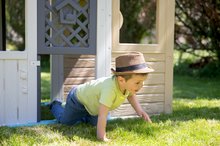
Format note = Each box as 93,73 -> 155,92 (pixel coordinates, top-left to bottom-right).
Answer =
116,63 -> 147,72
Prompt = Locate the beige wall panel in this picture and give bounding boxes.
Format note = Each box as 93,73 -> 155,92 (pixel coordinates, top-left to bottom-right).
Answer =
64,59 -> 95,68
145,74 -> 164,85
136,94 -> 164,103
64,68 -> 95,78
147,62 -> 165,73
112,53 -> 165,62
64,79 -> 94,92
64,77 -> 95,85
113,44 -> 164,53
137,85 -> 164,94
63,55 -> 96,99
123,94 -> 164,104
143,54 -> 165,62
111,102 -> 164,117
64,55 -> 95,59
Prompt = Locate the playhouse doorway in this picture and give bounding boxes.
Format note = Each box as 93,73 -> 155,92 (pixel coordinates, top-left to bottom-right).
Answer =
40,55 -> 51,103
39,55 -> 53,120
37,0 -> 97,121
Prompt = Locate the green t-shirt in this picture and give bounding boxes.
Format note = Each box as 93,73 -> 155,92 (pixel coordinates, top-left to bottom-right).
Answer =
76,76 -> 130,115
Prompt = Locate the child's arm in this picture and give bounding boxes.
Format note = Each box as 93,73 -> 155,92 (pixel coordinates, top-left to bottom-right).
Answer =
127,95 -> 152,123
97,104 -> 110,141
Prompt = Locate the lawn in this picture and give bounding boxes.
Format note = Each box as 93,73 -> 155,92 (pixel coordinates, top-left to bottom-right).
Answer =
0,73 -> 219,145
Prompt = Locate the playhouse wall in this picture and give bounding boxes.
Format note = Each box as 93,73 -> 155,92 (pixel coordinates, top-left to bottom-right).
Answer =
110,0 -> 175,117
61,0 -> 174,117
63,55 -> 96,98
62,53 -> 168,117
0,53 -> 29,125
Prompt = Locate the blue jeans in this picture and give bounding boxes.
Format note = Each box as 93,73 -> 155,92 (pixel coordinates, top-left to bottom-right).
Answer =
50,87 -> 98,126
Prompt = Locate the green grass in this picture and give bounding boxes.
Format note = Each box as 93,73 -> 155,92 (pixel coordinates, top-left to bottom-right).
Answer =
174,75 -> 220,99
0,74 -> 219,146
41,72 -> 50,102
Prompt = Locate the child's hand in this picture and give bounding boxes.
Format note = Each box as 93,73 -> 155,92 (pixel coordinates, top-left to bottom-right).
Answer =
102,137 -> 110,142
139,111 -> 152,123
97,135 -> 110,142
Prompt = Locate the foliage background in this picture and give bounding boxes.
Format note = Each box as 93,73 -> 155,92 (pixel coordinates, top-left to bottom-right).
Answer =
2,0 -> 220,77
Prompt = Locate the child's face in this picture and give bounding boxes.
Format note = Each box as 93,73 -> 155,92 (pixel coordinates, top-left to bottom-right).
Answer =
124,74 -> 147,95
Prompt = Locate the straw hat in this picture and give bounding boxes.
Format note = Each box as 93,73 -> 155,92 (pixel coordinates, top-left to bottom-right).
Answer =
111,52 -> 154,75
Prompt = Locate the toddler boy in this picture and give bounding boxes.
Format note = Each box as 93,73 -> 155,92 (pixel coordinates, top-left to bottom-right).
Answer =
50,51 -> 154,141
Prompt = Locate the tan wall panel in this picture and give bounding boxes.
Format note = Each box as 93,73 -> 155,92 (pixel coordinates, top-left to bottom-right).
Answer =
111,102 -> 164,117
113,44 -> 165,53
63,55 -> 96,99
145,74 -> 164,85
147,62 -> 165,73
64,59 -> 95,68
64,77 -> 95,85
136,94 -> 164,103
64,68 -> 95,78
64,55 -> 95,59
123,94 -> 164,104
143,54 -> 165,62
112,53 -> 165,62
137,85 -> 164,94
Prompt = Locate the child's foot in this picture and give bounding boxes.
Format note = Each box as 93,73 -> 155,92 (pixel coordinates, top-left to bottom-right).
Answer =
49,98 -> 62,109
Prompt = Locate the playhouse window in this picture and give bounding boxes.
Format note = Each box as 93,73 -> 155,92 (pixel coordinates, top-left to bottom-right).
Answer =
119,0 -> 157,44
0,0 -> 25,51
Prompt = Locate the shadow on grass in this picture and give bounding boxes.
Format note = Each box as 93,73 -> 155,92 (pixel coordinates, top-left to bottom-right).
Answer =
107,118 -> 157,137
0,123 -> 98,143
40,105 -> 54,120
39,105 -> 159,140
171,75 -> 220,121
0,125 -> 97,145
153,106 -> 220,123
173,75 -> 220,100
2,106 -> 219,144
21,73 -> 219,142
0,119 -> 156,143
49,124 -> 98,142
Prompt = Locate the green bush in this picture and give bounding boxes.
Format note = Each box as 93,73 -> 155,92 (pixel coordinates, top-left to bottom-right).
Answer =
40,55 -> 50,72
174,61 -> 220,78
198,61 -> 220,78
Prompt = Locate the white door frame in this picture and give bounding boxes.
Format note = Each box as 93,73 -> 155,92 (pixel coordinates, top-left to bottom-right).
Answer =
26,0 -> 39,122
0,0 -> 38,126
96,0 -> 112,78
